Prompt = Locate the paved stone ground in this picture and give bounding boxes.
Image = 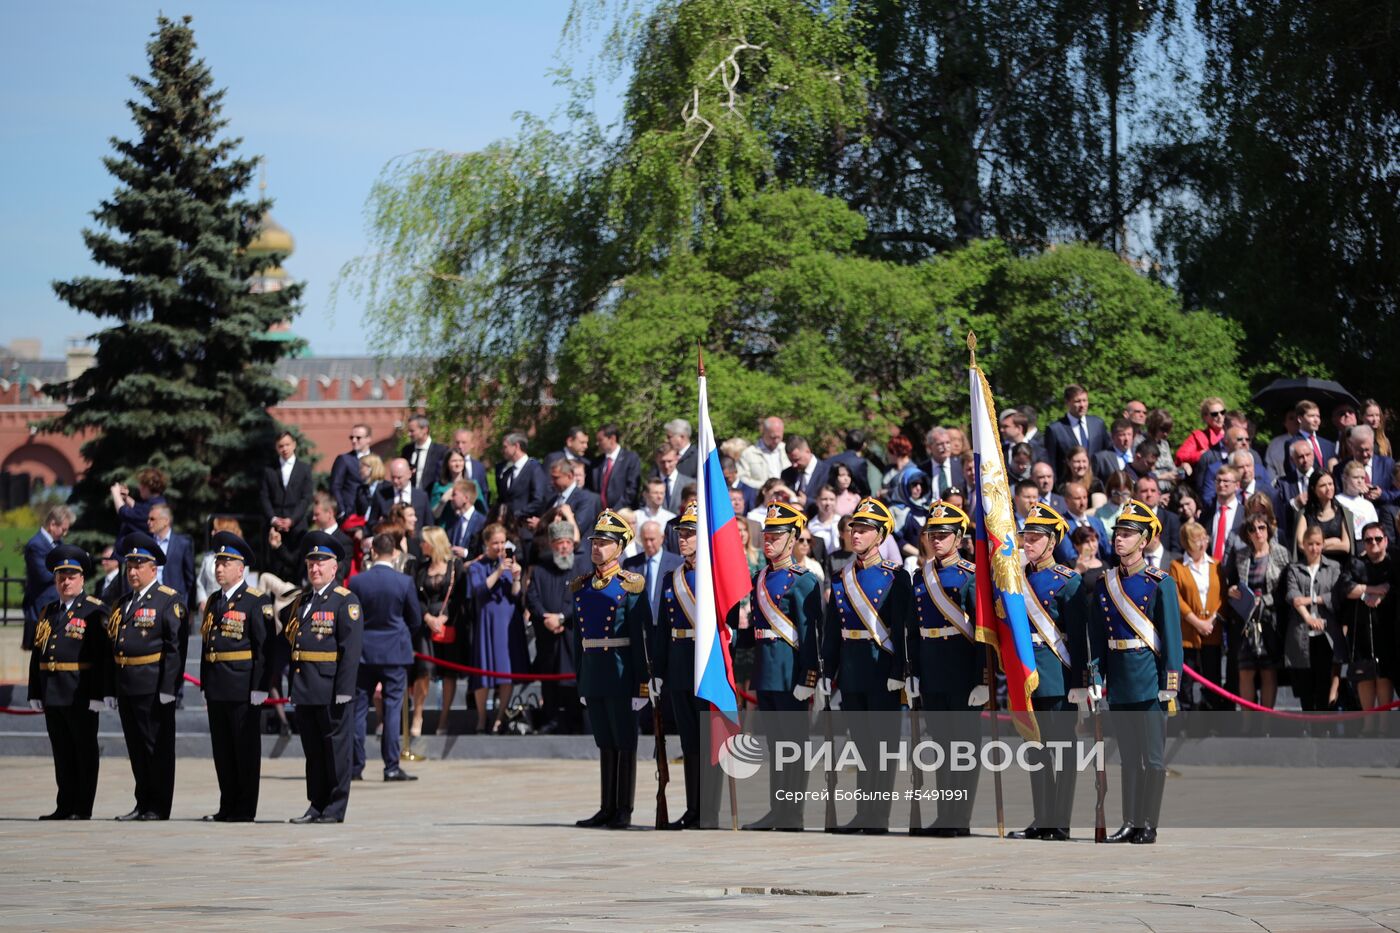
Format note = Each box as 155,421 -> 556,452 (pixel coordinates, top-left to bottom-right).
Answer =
1,756 -> 1398,931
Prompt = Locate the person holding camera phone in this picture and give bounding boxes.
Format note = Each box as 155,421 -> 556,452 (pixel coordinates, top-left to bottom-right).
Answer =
469,524 -> 522,733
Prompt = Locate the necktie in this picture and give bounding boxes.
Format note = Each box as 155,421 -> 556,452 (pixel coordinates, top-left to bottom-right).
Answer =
1307,433 -> 1323,466
503,465 -> 516,492
665,474 -> 674,503
601,457 -> 615,508
452,517 -> 465,548
1213,503 -> 1229,562
1077,419 -> 1088,448
646,556 -> 658,619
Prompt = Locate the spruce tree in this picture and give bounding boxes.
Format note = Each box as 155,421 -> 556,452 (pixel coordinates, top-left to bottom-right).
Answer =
42,15 -> 302,540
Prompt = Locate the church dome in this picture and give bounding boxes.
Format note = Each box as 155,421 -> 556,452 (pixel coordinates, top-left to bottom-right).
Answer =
247,212 -> 294,256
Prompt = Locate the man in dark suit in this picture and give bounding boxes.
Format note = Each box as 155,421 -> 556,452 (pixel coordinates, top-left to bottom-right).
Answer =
1292,399 -> 1337,469
348,533 -> 424,782
261,432 -> 314,541
654,444 -> 696,515
450,428 -> 493,511
497,431 -> 549,522
439,479 -> 488,560
401,414 -> 449,495
369,458 -> 432,526
1274,438 -> 1318,541
590,424 -> 642,511
1092,419 -> 1139,483
623,519 -> 684,631
1045,383 -> 1109,475
1030,462 -> 1069,515
305,493 -> 355,584
829,429 -> 873,496
722,456 -> 757,515
543,425 -> 591,477
999,410 -> 1048,470
921,426 -> 959,497
22,506 -> 72,649
1135,475 -> 1182,555
1333,424 -> 1399,516
95,545 -> 128,605
1204,467 -> 1246,562
546,458 -> 601,551
330,423 -> 373,519
781,435 -> 830,514
146,504 -> 195,604
659,418 -> 698,480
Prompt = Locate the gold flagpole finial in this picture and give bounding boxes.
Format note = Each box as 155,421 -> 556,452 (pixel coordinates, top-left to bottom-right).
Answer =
698,343 -> 706,378
967,331 -> 977,366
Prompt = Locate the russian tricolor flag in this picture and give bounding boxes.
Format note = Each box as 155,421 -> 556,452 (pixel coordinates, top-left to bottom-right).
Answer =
693,358 -> 747,724
969,359 -> 1041,742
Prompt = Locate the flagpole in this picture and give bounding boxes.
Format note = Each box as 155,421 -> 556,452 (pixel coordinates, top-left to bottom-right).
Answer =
969,332 -> 1007,839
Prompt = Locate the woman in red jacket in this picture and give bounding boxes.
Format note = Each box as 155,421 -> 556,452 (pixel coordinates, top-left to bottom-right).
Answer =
1175,396 -> 1228,473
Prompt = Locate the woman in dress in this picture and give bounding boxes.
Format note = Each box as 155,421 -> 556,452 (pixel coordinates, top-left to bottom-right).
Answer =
354,455 -> 386,520
416,526 -> 465,736
1061,445 -> 1105,505
829,463 -> 862,516
1226,512 -> 1291,711
1338,521 -> 1396,735
431,450 -> 468,524
1294,471 -> 1353,562
1170,521 -> 1226,710
1282,525 -> 1345,712
469,523 -> 522,734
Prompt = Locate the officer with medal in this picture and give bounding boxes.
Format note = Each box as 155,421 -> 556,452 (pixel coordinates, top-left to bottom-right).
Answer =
1085,499 -> 1183,845
907,501 -> 987,837
1008,502 -> 1086,842
27,545 -> 111,820
573,510 -> 652,830
821,496 -> 911,834
738,501 -> 823,832
199,531 -> 271,822
650,502 -> 720,829
283,531 -> 363,824
108,532 -> 184,821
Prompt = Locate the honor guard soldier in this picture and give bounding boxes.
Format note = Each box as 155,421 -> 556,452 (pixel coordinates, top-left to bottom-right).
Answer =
738,501 -> 823,831
1008,503 -> 1086,841
573,510 -> 652,830
908,502 -> 986,837
284,531 -> 363,824
199,532 -> 271,822
650,503 -> 722,829
1087,500 -> 1183,844
821,496 -> 911,834
27,545 -> 111,820
109,533 -> 184,821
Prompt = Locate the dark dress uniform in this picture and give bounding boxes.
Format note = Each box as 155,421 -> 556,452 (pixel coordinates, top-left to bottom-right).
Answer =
910,555 -> 984,834
822,552 -> 911,832
735,556 -> 822,829
284,580 -> 363,822
1016,558 -> 1087,839
1089,554 -> 1183,843
28,549 -> 110,820
653,560 -> 717,828
573,560 -> 650,829
109,576 -> 185,820
200,572 -> 272,821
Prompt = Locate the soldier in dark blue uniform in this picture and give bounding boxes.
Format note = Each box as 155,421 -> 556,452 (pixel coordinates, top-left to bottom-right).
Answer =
1008,503 -> 1086,841
574,510 -> 651,830
27,545 -> 110,820
1088,499 -> 1183,845
822,497 -> 910,834
284,531 -> 363,824
108,533 -> 184,821
737,501 -> 823,831
199,531 -> 271,822
907,502 -> 987,837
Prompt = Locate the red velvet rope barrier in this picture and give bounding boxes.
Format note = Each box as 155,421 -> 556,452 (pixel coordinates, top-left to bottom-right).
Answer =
415,652 -> 577,682
0,706 -> 43,716
182,672 -> 290,705
1182,663 -> 1400,721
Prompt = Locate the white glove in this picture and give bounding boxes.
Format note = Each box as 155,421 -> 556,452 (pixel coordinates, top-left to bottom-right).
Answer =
1087,684 -> 1103,702
158,693 -> 176,705
817,678 -> 833,697
793,684 -> 815,702
249,691 -> 269,707
649,678 -> 663,700
968,685 -> 990,707
104,696 -> 118,710
1067,687 -> 1088,705
905,676 -> 921,699
335,694 -> 352,705
28,698 -> 43,711
1158,689 -> 1177,703
579,696 -> 587,706
886,678 -> 904,693
631,696 -> 649,712
88,700 -> 104,713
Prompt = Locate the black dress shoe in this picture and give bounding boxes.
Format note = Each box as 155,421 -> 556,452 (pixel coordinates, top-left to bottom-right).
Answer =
351,773 -> 363,782
1007,826 -> 1043,840
1039,828 -> 1071,842
313,815 -> 343,824
928,827 -> 961,838
742,810 -> 780,831
201,814 -> 226,822
859,827 -> 890,836
828,819 -> 864,835
289,810 -> 321,824
39,811 -> 73,821
576,809 -> 615,828
115,808 -> 142,822
666,811 -> 698,830
909,825 -> 934,837
606,811 -> 633,830
1104,822 -> 1137,843
135,812 -> 164,821
1130,825 -> 1157,844
383,769 -> 418,782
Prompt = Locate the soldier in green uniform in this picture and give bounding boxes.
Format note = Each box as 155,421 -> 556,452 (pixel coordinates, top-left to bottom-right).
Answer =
199,531 -> 271,822
27,545 -> 110,820
822,497 -> 911,834
1087,500 -> 1183,845
907,502 -> 987,837
574,510 -> 652,830
108,532 -> 185,821
738,501 -> 824,831
1008,503 -> 1086,841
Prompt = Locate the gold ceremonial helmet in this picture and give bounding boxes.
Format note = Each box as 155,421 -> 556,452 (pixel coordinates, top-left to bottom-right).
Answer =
922,500 -> 971,535
590,509 -> 635,546
763,500 -> 806,533
1022,502 -> 1070,543
849,496 -> 895,538
677,502 -> 698,527
1114,498 -> 1161,543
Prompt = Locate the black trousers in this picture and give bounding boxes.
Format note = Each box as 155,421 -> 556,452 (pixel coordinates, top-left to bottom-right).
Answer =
1027,695 -> 1077,829
921,693 -> 983,829
117,693 -> 177,818
45,705 -> 99,818
1111,699 -> 1166,826
207,700 -> 262,820
841,688 -> 901,828
1292,636 -> 1337,711
1183,646 -> 1225,710
294,702 -> 355,821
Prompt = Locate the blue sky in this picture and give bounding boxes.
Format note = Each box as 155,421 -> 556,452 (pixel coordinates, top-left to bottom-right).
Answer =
0,1 -> 625,357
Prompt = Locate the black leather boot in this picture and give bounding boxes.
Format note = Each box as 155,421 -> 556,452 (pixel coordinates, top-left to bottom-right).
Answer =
576,749 -> 617,828
607,751 -> 636,829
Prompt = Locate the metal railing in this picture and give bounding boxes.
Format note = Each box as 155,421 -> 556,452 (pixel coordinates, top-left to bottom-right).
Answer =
0,575 -> 24,623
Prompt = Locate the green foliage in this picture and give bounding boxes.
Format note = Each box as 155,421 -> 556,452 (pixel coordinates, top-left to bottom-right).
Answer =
40,15 -> 303,537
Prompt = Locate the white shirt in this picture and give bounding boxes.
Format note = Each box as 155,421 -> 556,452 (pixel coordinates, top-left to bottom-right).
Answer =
808,515 -> 840,553
221,581 -> 243,602
1182,554 -> 1215,609
412,440 -> 433,488
756,439 -> 786,478
554,483 -> 577,505
1336,493 -> 1378,539
280,456 -> 295,487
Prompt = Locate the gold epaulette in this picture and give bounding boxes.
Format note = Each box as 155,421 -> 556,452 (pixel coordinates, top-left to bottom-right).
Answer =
618,570 -> 645,594
957,559 -> 976,572
570,574 -> 589,592
334,586 -> 351,596
1145,566 -> 1167,581
86,595 -> 104,606
246,587 -> 263,597
880,560 -> 901,572
158,585 -> 177,596
1052,564 -> 1075,578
